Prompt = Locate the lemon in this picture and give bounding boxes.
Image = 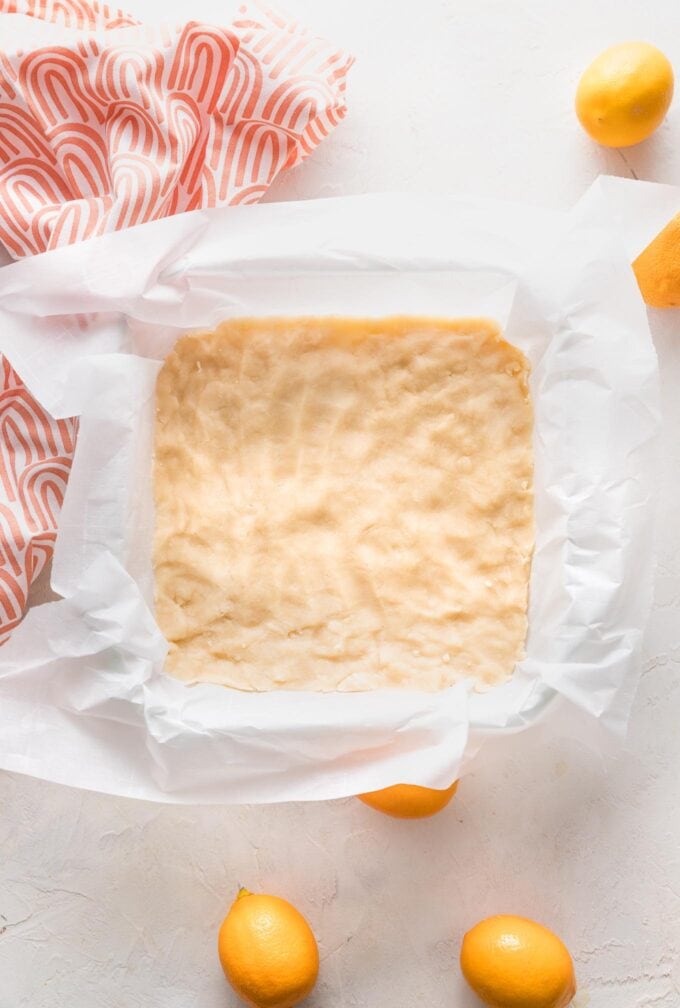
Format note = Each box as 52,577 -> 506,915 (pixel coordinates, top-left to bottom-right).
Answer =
358,780 -> 458,818
576,41 -> 674,147
218,888 -> 319,1008
460,914 -> 576,1008
634,212 -> 680,307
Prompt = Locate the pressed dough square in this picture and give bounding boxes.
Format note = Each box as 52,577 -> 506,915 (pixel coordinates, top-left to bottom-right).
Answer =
153,316 -> 533,691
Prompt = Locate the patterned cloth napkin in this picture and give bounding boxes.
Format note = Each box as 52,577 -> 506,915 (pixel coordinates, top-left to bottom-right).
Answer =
0,0 -> 352,639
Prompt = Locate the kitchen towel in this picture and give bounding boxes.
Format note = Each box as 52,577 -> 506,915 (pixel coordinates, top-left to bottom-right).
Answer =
0,0 -> 352,638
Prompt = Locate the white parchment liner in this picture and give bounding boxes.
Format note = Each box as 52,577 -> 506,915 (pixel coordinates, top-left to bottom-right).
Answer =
0,176 -> 672,803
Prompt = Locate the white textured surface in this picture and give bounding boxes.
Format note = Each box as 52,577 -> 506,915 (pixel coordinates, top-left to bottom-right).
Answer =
2,1 -> 680,1005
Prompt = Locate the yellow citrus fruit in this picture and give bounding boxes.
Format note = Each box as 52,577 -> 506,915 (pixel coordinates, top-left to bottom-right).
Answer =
217,888 -> 319,1008
576,41 -> 674,147
358,780 -> 458,818
633,212 -> 680,307
460,914 -> 576,1008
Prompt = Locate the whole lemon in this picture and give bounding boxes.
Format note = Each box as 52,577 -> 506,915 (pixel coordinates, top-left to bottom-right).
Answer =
358,780 -> 458,818
218,888 -> 319,1008
576,41 -> 674,147
460,914 -> 576,1008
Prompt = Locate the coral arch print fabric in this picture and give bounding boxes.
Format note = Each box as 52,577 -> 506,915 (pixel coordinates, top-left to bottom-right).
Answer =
0,0 -> 352,640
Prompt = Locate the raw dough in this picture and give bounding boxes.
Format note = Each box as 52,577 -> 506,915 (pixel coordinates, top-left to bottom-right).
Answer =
153,317 -> 533,691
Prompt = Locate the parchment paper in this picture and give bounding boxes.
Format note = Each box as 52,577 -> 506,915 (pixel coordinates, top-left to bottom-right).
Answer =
0,176 -> 670,803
